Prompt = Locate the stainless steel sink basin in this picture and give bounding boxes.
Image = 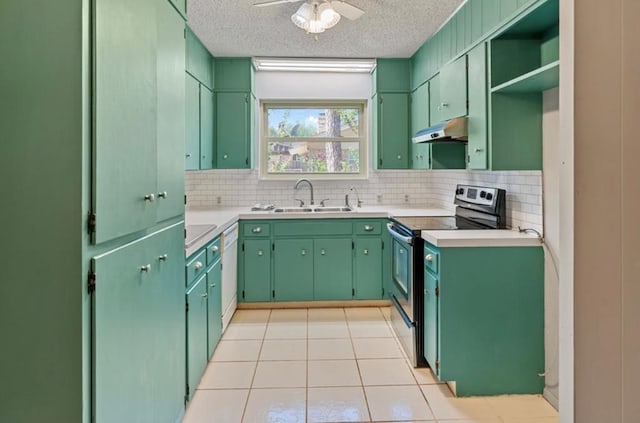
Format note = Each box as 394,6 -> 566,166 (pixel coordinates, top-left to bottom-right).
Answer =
271,206 -> 353,213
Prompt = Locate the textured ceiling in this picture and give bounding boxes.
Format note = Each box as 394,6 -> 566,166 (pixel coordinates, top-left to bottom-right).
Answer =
187,0 -> 465,58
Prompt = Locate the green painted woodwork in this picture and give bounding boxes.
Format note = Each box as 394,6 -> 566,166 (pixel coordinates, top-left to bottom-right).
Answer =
376,93 -> 409,169
207,260 -> 222,358
490,39 -> 542,88
244,222 -> 271,237
410,83 -> 431,170
429,74 -> 442,125
186,274 -> 208,401
273,239 -> 314,301
313,238 -> 353,300
423,270 -> 439,374
185,74 -> 201,170
500,0 -> 520,21
185,27 -> 213,89
373,59 -> 410,92
93,0 -> 158,244
186,249 -> 207,286
199,86 -> 214,169
540,25 -> 559,66
492,61 -> 559,93
424,244 -> 440,274
93,223 -> 185,423
216,91 -> 251,168
482,0 -> 501,35
353,221 -> 382,235
274,220 -> 352,237
469,0 -> 483,46
242,239 -> 272,301
438,55 -> 468,121
206,237 -> 222,265
157,2 -> 186,222
440,22 -> 453,65
467,42 -> 489,169
169,0 -> 187,17
215,58 -> 253,91
431,244 -> 545,396
431,144 -> 467,169
354,238 -> 383,299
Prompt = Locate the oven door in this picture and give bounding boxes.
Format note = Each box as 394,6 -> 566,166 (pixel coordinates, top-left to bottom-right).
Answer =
386,223 -> 417,365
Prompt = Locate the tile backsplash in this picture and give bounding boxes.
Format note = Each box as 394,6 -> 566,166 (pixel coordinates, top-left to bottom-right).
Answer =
186,169 -> 543,232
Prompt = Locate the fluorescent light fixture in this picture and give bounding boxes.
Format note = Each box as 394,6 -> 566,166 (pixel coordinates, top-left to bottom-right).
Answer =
253,58 -> 376,73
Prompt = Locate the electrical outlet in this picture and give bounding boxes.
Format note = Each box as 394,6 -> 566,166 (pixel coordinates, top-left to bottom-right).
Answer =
376,194 -> 382,203
216,196 -> 221,205
404,194 -> 409,203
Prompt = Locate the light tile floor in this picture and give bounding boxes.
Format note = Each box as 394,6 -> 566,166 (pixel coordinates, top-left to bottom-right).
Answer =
182,307 -> 558,423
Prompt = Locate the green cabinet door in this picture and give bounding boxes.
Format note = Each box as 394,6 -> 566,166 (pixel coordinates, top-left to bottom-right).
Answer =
216,91 -> 250,169
215,58 -> 253,91
313,238 -> 353,300
429,74 -> 441,124
467,43 -> 489,169
377,93 -> 409,169
424,270 -> 439,375
207,259 -> 222,358
439,55 -> 468,121
156,0 -> 186,221
186,274 -> 208,401
185,74 -> 200,170
242,239 -> 271,301
93,0 -> 157,243
185,27 -> 213,89
354,238 -> 383,299
199,86 -> 214,170
273,239 -> 314,301
410,83 -> 430,169
92,223 -> 185,423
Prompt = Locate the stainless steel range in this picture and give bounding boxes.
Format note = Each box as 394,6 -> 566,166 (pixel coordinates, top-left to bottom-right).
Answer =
386,184 -> 507,367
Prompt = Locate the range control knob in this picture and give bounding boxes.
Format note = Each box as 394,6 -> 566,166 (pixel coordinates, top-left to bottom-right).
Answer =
480,191 -> 486,199
486,193 -> 493,201
456,187 -> 465,195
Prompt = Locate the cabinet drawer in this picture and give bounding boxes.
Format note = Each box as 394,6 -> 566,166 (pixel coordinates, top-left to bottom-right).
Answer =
354,221 -> 382,235
206,237 -> 221,266
186,250 -> 207,286
243,222 -> 271,237
274,220 -> 352,237
424,244 -> 439,274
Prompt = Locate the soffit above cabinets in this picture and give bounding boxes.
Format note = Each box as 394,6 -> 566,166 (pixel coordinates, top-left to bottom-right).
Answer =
187,0 -> 465,58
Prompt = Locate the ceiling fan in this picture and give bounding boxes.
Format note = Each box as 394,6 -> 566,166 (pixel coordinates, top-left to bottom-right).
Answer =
254,0 -> 365,35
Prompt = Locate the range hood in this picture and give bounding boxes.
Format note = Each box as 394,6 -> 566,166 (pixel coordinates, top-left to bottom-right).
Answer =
412,117 -> 468,143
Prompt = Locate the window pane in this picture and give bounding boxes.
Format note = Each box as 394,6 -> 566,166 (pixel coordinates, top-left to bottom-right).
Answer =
267,141 -> 360,173
267,108 -> 359,138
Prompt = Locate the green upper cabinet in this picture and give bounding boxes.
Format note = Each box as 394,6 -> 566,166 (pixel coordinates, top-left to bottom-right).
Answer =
215,58 -> 254,92
375,93 -> 410,169
372,59 -> 410,93
429,73 -> 442,125
216,91 -> 251,168
438,55 -> 468,121
467,42 -> 489,169
156,1 -> 186,222
410,83 -> 430,169
185,26 -> 213,90
273,239 -> 314,301
199,85 -> 214,170
313,238 -> 353,301
169,0 -> 186,16
185,74 -> 200,170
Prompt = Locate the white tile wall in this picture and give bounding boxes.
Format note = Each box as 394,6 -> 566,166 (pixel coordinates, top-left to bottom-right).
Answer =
185,169 -> 543,232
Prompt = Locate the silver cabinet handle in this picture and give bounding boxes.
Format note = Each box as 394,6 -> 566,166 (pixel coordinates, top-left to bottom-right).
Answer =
320,249 -> 326,255
140,264 -> 151,272
186,153 -> 192,158
441,102 -> 449,108
363,249 -> 369,255
211,245 -> 219,253
252,227 -> 262,233
257,250 -> 263,256
158,254 -> 168,261
425,254 -> 433,262
201,293 -> 208,298
144,193 -> 155,202
474,148 -> 484,153
301,249 -> 306,256
194,261 -> 203,270
210,283 -> 216,288
399,249 -> 404,255
158,191 -> 168,199
364,225 -> 374,231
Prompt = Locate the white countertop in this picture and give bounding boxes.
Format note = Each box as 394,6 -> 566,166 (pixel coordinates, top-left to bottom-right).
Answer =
421,229 -> 542,248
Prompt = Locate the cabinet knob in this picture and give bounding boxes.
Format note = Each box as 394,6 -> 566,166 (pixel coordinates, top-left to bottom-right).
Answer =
144,193 -> 155,202
186,154 -> 192,158
252,227 -> 262,233
363,249 -> 369,255
425,254 -> 433,262
440,102 -> 449,108
211,245 -> 219,253
257,250 -> 263,256
474,148 -> 484,153
399,249 -> 404,255
364,225 -> 374,231
223,154 -> 228,159
320,249 -> 326,255
158,254 -> 168,261
301,249 -> 306,256
210,283 -> 216,288
194,261 -> 203,270
201,293 -> 208,298
140,264 -> 151,272
158,191 -> 168,199
396,155 -> 402,160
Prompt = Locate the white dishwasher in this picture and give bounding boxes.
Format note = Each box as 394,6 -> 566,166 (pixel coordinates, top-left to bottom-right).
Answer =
221,223 -> 238,332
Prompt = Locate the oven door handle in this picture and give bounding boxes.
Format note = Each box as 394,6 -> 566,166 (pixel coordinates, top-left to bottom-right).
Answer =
386,223 -> 413,245
391,294 -> 415,328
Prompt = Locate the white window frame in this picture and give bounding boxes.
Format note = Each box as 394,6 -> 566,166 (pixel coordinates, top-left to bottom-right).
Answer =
259,100 -> 368,180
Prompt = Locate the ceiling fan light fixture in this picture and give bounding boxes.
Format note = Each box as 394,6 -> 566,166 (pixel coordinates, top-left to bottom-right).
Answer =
291,1 -> 340,34
318,3 -> 340,28
291,3 -> 314,30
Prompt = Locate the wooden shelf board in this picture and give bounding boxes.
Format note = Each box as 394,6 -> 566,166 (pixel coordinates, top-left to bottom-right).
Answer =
491,60 -> 559,93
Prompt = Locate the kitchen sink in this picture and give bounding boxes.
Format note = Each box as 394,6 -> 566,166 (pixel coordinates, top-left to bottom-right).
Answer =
271,206 -> 353,213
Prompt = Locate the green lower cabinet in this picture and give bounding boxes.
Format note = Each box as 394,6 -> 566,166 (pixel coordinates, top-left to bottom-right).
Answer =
206,259 -> 222,358
273,239 -> 314,301
313,238 -> 353,300
354,237 -> 383,299
423,270 -> 439,376
186,274 -> 208,401
242,239 -> 272,301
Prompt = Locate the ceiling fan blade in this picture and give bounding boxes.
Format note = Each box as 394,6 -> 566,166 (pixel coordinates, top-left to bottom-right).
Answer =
254,0 -> 303,7
330,1 -> 364,20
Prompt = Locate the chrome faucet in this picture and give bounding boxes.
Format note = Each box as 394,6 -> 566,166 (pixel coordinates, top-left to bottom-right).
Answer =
294,178 -> 314,205
350,186 -> 363,207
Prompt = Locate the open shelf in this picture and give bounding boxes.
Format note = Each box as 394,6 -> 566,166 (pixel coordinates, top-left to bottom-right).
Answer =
491,60 -> 559,93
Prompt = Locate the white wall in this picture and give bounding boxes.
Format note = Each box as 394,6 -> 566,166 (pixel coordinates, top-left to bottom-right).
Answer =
255,71 -> 371,99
